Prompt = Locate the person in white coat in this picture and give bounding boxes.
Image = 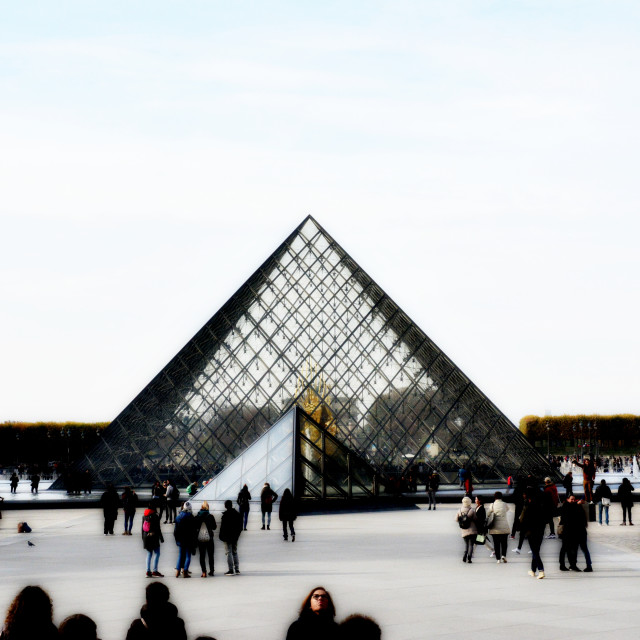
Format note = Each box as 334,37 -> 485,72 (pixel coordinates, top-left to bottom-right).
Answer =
455,496 -> 477,563
487,491 -> 511,563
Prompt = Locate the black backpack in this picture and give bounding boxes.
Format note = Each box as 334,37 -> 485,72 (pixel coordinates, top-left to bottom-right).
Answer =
458,511 -> 471,529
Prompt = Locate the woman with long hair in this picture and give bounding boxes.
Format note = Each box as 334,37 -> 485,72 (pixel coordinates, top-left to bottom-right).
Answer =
285,586 -> 338,640
1,585 -> 58,640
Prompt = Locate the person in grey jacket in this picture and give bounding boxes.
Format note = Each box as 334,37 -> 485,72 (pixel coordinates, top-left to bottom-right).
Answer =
487,491 -> 511,563
455,496 -> 477,563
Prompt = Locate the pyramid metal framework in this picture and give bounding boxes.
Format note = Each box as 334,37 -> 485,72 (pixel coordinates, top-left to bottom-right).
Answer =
194,405 -> 391,505
55,216 -> 553,490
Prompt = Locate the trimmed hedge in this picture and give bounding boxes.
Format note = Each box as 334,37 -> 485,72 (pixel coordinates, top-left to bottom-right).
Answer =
520,414 -> 640,449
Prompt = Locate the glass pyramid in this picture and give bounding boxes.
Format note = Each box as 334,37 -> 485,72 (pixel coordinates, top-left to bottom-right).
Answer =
194,405 -> 390,505
53,216 -> 553,491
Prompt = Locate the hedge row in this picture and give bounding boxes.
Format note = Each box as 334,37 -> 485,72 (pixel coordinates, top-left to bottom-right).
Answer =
519,414 -> 640,443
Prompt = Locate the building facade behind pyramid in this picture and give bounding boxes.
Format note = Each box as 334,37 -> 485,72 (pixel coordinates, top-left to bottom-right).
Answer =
54,216 -> 552,494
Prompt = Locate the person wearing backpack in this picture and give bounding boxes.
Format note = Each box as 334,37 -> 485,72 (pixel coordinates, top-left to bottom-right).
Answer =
194,501 -> 217,577
174,502 -> 196,578
141,502 -> 164,578
455,496 -> 477,563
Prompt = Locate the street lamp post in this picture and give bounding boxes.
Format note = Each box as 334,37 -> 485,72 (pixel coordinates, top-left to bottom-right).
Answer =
579,420 -> 584,460
546,421 -> 551,460
573,425 -> 577,459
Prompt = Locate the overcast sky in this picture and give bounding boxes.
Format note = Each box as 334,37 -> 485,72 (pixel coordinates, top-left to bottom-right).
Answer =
2,1 -> 639,425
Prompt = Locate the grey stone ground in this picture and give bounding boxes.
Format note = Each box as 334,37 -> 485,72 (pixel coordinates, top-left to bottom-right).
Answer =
1,501 -> 640,640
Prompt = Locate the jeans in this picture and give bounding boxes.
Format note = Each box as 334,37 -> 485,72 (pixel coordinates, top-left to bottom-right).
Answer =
282,520 -> 295,539
224,541 -> 239,573
262,511 -> 271,526
241,511 -> 249,529
598,503 -> 609,524
175,543 -> 191,572
427,491 -> 437,508
146,548 -> 160,572
124,513 -> 134,533
463,535 -> 474,560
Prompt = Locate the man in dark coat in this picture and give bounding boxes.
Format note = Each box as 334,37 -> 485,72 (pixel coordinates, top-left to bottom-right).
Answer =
260,482 -> 278,530
219,499 -> 243,575
558,494 -> 592,571
126,581 -> 186,640
99,483 -> 120,535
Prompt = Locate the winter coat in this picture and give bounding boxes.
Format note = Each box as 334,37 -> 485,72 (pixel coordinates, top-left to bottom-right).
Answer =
475,504 -> 487,535
487,499 -> 511,535
559,501 -> 587,540
141,508 -> 164,551
618,481 -> 635,506
520,498 -> 546,538
122,490 -> 139,514
237,487 -> 251,513
194,510 -> 217,544
173,511 -> 196,553
285,610 -> 339,640
594,484 -> 613,503
219,507 -> 243,544
260,487 -> 278,513
543,484 -> 559,510
279,493 -> 297,522
125,602 -> 187,640
455,505 -> 477,537
100,487 -> 120,518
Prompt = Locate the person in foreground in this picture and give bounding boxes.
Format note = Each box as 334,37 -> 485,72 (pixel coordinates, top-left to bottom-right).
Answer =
0,585 -> 58,640
59,614 -> 100,640
126,582 -> 186,640
339,614 -> 381,639
285,586 -> 339,640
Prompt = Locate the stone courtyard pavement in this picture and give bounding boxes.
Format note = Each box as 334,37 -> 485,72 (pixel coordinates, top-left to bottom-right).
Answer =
1,503 -> 640,640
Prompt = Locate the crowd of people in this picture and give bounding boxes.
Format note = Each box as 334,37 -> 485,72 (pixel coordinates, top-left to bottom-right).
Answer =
97,482 -> 299,579
0,583 -> 382,640
455,471 -> 636,578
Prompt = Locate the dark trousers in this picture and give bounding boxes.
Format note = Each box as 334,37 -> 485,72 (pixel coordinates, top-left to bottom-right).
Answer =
282,520 -> 295,539
528,534 -> 544,572
198,541 -> 214,574
511,504 -> 523,536
493,534 -> 508,560
103,513 -> 116,535
622,505 -> 633,523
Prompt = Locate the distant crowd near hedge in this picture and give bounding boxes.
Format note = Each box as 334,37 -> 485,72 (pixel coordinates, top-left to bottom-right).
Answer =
520,414 -> 640,450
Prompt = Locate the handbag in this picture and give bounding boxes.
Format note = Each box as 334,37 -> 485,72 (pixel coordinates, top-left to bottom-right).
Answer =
485,508 -> 495,528
601,497 -> 611,506
475,534 -> 486,545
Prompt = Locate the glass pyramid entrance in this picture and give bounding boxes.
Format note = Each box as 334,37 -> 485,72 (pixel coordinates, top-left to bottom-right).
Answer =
194,405 -> 390,504
54,216 -> 553,491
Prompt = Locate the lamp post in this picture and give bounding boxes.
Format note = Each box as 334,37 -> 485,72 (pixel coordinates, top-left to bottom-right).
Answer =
587,421 -> 592,459
579,420 -> 584,460
573,425 -> 577,459
546,421 -> 551,460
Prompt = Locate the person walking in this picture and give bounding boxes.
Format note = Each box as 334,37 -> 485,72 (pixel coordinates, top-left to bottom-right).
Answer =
237,484 -> 251,531
99,483 -> 120,536
122,486 -> 139,535
520,489 -> 546,579
562,470 -> 574,498
487,491 -> 510,563
474,496 -> 495,557
141,502 -> 164,578
219,499 -> 243,576
173,502 -> 196,577
455,496 -> 477,563
618,477 -> 635,525
285,586 -> 339,640
260,482 -> 278,530
279,488 -> 297,541
194,501 -> 217,577
543,477 -> 559,538
594,479 -> 612,525
427,472 -> 440,510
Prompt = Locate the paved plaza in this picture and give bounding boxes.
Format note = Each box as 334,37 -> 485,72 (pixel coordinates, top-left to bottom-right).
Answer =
1,501 -> 640,640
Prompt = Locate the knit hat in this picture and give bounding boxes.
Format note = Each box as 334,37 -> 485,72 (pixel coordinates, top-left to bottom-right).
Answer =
461,497 -> 472,507
544,477 -> 552,485
183,501 -> 193,512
